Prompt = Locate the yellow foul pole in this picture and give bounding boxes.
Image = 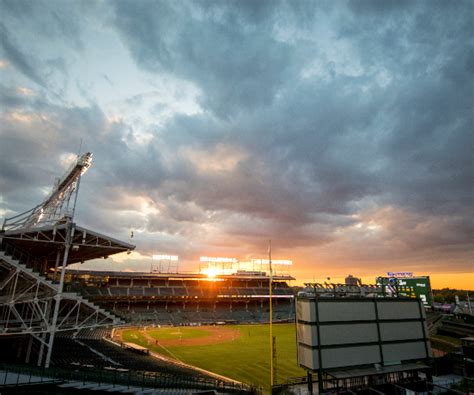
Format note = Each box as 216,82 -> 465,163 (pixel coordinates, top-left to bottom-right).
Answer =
269,239 -> 274,388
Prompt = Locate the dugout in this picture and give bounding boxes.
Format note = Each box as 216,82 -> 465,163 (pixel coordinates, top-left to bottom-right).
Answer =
123,342 -> 150,355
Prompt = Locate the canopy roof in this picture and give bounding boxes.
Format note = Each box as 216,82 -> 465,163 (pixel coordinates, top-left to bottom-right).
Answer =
1,223 -> 135,267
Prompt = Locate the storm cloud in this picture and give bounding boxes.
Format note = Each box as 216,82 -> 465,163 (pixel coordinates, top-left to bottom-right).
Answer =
0,0 -> 472,280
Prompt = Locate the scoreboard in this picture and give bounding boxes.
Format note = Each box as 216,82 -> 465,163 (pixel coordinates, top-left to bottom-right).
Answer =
397,277 -> 433,307
377,276 -> 433,307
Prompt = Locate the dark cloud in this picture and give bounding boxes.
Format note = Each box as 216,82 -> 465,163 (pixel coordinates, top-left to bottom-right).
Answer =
0,23 -> 47,88
1,1 -> 472,275
0,0 -> 84,50
112,0 -> 295,118
0,0 -> 95,99
0,84 -> 30,107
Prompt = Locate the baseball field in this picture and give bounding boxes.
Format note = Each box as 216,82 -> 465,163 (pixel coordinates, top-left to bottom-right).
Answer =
118,323 -> 305,390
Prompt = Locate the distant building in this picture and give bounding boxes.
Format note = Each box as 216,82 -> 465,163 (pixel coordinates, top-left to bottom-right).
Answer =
345,274 -> 360,286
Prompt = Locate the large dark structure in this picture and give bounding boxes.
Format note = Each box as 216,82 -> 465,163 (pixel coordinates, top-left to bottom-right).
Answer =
295,289 -> 433,394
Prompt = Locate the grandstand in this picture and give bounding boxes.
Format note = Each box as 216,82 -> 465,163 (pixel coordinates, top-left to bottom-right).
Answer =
0,153 -> 259,394
0,153 -> 136,369
63,269 -> 296,325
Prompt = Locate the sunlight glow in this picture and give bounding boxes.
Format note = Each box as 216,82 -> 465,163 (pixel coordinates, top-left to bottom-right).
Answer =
16,87 -> 34,96
201,267 -> 236,278
183,144 -> 247,173
5,112 -> 48,123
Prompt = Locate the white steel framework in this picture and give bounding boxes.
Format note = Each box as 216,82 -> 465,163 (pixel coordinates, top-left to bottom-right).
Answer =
2,153 -> 92,232
0,152 -> 132,368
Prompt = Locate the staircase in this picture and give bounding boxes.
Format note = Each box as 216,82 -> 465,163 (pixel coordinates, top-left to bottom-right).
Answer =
0,245 -> 123,335
0,250 -> 58,292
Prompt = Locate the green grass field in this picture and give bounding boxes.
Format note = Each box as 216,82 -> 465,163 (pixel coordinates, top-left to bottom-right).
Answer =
121,323 -> 305,390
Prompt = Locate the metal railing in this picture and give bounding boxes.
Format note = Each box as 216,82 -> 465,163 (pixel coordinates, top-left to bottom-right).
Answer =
0,363 -> 257,393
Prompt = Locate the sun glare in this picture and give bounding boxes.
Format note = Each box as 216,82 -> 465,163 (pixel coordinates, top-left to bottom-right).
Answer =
202,268 -> 223,278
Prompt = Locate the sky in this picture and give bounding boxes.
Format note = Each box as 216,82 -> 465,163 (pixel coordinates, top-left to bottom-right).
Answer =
0,0 -> 473,288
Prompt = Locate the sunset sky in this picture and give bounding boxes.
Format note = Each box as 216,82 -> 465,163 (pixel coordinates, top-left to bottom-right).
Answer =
0,0 -> 472,289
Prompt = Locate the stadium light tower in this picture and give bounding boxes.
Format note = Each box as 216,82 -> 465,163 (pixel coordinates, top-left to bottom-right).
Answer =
43,153 -> 92,368
152,254 -> 179,273
2,152 -> 93,231
199,256 -> 239,277
251,258 -> 292,276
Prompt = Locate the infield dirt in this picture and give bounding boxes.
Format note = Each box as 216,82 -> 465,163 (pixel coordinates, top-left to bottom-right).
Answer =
140,325 -> 242,347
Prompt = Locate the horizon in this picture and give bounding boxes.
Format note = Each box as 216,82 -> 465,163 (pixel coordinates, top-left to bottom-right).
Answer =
1,1 -> 472,289
67,254 -> 474,290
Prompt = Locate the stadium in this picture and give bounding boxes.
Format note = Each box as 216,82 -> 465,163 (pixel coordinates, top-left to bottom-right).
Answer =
64,256 -> 295,326
0,154 -> 471,394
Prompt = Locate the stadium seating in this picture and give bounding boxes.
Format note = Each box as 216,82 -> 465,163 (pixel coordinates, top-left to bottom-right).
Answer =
49,333 -> 232,391
68,272 -> 296,325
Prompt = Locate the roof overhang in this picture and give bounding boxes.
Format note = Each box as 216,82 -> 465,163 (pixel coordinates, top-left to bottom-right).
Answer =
1,223 -> 135,267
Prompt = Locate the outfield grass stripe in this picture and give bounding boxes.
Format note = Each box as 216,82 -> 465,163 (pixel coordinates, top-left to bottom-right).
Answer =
121,323 -> 305,392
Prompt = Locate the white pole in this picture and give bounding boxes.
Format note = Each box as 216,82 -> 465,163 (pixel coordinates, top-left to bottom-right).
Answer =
45,155 -> 86,367
269,240 -> 274,387
44,221 -> 73,368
